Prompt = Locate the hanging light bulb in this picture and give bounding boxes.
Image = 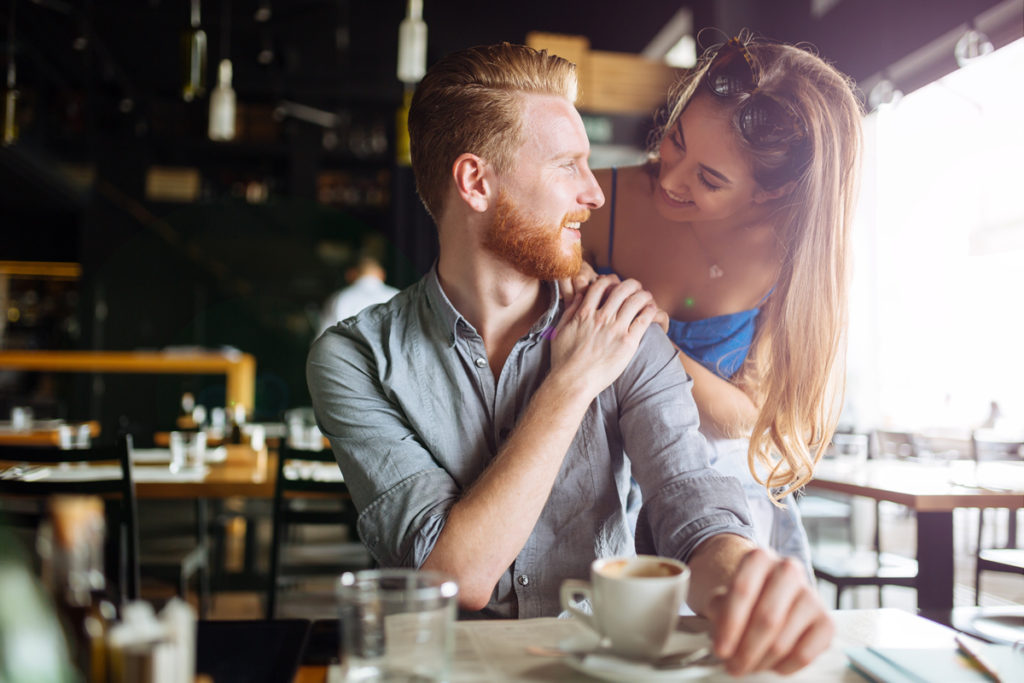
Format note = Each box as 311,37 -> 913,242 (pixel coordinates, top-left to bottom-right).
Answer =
182,0 -> 208,101
254,0 -> 272,23
868,77 -> 903,112
397,0 -> 427,84
3,0 -> 17,145
954,24 -> 994,68
208,60 -> 237,141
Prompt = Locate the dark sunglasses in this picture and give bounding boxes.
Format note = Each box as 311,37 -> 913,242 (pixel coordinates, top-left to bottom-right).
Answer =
704,39 -> 806,147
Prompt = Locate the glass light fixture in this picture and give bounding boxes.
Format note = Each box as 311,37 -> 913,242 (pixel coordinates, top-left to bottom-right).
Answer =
208,59 -> 237,141
397,0 -> 427,84
868,77 -> 903,111
182,0 -> 207,102
3,0 -> 17,145
954,24 -> 994,68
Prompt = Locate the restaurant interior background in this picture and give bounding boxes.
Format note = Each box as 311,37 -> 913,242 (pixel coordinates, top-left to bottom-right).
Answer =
2,0 -> 1022,442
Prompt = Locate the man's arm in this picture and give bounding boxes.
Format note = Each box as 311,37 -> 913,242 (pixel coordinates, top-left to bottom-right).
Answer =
688,535 -> 835,676
612,324 -> 831,675
422,276 -> 660,609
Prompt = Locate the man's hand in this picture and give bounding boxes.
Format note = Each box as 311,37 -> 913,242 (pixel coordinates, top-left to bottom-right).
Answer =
549,275 -> 660,396
705,548 -> 834,676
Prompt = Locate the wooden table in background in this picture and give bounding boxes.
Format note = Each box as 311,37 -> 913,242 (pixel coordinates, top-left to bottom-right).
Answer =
808,459 -> 1024,610
0,420 -> 100,446
0,349 -> 257,415
135,444 -> 276,499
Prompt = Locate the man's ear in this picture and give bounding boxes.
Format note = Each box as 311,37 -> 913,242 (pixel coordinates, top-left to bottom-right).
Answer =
753,180 -> 797,204
452,153 -> 493,213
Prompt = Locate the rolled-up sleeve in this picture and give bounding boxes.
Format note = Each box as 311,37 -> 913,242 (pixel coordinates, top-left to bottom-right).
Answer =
615,326 -> 756,561
306,328 -> 459,568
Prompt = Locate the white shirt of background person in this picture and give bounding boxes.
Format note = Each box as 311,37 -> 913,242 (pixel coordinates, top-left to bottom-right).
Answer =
317,257 -> 400,337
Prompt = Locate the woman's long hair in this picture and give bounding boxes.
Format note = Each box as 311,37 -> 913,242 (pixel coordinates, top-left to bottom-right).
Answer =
651,32 -> 864,500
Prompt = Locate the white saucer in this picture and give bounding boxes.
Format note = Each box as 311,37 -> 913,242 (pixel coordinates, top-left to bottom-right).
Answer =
559,631 -> 720,682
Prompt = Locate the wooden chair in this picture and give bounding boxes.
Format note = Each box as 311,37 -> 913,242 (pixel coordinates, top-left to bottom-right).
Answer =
265,437 -> 373,618
811,430 -> 919,609
971,429 -> 1024,604
0,437 -> 140,603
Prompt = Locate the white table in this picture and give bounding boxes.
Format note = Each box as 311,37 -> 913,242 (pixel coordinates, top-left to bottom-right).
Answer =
304,608 -> 967,682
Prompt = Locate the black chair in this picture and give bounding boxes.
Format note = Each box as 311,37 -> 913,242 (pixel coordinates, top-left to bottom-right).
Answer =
136,498 -> 212,617
799,432 -> 870,547
266,437 -> 373,619
971,429 -> 1024,604
0,438 -> 140,603
0,437 -> 212,615
810,430 -> 919,609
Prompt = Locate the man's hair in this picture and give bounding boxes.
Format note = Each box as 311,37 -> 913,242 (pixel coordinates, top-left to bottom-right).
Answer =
408,43 -> 578,222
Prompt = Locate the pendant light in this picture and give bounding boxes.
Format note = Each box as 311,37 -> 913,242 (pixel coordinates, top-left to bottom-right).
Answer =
396,0 -> 427,84
3,0 -> 16,145
182,0 -> 207,102
395,0 -> 427,165
208,1 -> 236,141
208,60 -> 236,141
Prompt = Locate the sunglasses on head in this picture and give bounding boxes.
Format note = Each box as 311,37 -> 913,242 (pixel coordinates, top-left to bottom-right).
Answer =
704,38 -> 806,148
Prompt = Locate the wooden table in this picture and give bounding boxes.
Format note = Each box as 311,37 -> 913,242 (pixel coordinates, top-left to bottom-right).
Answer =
0,420 -> 100,446
275,608 -> 968,682
134,444 -> 276,499
0,349 -> 257,415
808,459 -> 1024,611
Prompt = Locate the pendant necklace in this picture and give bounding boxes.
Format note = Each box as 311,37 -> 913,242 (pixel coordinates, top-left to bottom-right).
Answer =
689,225 -> 725,279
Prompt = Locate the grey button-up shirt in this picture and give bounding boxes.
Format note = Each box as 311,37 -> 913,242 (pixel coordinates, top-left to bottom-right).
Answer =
307,266 -> 754,618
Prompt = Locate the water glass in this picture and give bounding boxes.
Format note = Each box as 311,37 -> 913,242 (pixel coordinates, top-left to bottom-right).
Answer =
169,431 -> 206,471
337,569 -> 458,682
10,406 -> 33,431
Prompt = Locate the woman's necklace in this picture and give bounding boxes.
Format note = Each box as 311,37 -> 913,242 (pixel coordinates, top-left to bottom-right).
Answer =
689,224 -> 725,279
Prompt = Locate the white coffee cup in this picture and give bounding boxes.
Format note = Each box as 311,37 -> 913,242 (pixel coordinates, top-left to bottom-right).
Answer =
560,554 -> 690,659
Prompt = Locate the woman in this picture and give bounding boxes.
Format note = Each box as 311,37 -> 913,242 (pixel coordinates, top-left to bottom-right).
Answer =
567,33 -> 863,568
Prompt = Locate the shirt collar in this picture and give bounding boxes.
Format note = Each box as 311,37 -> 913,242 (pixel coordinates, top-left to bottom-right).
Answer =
423,263 -> 563,347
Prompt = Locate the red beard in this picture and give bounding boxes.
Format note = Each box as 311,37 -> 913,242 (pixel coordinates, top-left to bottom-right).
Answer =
482,192 -> 588,280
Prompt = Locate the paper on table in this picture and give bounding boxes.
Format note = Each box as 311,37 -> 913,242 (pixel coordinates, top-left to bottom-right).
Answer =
12,464 -> 209,483
449,617 -> 593,682
847,644 -> 1024,683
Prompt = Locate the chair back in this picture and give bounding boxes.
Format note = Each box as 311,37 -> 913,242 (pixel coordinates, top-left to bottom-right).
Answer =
0,437 -> 139,603
971,429 -> 1024,464
266,434 -> 367,617
873,430 -> 919,460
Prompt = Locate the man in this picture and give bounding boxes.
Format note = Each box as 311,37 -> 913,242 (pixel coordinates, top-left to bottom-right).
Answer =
317,256 -> 399,337
307,43 -> 832,675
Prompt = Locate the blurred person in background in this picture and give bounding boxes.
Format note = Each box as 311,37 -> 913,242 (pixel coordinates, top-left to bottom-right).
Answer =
317,256 -> 399,337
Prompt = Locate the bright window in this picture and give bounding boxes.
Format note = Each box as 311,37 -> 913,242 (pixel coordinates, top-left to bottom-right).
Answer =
845,38 -> 1024,431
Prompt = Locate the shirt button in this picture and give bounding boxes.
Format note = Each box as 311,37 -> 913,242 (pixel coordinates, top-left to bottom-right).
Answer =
517,574 -> 529,587
474,357 -> 487,368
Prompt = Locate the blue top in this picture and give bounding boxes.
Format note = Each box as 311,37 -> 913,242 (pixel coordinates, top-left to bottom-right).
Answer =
596,167 -> 765,379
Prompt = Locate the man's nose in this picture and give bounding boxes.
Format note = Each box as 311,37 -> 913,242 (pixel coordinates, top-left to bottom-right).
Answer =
579,168 -> 605,209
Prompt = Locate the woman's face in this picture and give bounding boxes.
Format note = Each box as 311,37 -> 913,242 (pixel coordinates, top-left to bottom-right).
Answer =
654,94 -> 768,224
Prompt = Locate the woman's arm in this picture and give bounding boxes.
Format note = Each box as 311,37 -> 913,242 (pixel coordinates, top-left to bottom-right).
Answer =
677,351 -> 758,439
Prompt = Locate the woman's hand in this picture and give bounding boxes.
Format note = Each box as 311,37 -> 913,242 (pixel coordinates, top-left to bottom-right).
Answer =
549,275 -> 660,397
558,260 -> 598,302
560,261 -> 669,332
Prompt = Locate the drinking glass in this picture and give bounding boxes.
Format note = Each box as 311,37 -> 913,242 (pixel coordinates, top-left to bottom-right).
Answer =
337,569 -> 458,682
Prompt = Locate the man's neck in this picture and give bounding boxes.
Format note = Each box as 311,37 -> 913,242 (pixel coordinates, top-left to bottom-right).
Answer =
437,250 -> 549,373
